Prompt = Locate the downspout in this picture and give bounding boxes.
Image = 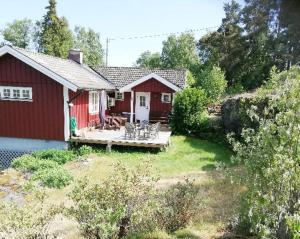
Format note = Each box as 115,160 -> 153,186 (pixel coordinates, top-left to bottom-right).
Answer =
67,90 -> 84,140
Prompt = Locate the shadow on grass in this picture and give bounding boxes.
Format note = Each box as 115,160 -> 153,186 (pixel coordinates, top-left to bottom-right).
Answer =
183,136 -> 233,165
71,142 -> 161,155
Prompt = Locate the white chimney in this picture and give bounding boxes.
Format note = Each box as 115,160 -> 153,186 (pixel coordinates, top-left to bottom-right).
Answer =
68,49 -> 83,64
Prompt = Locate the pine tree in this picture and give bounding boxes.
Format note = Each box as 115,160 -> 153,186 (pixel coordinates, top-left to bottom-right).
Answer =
39,0 -> 73,58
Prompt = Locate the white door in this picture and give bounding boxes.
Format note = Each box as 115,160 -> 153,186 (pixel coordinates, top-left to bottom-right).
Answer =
135,92 -> 150,122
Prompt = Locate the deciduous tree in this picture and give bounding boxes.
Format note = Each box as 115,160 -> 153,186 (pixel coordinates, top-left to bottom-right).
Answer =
1,19 -> 33,48
73,26 -> 104,66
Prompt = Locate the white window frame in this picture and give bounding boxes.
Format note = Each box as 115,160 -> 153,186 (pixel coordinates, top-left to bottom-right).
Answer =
161,93 -> 172,103
115,91 -> 124,101
108,97 -> 115,107
0,86 -> 33,101
89,91 -> 99,114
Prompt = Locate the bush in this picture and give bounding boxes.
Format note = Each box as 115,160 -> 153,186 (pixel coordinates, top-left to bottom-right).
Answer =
231,67 -> 300,238
171,88 -> 208,134
78,145 -> 93,156
0,191 -> 58,239
33,149 -> 75,165
31,167 -> 73,188
12,154 -> 59,172
155,179 -> 200,233
68,162 -> 158,239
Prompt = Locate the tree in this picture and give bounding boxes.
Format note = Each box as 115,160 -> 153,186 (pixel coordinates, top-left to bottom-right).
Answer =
161,33 -> 200,71
135,51 -> 162,68
231,67 -> 300,238
198,1 -> 247,88
73,26 -> 104,66
1,19 -> 33,48
38,0 -> 73,58
197,66 -> 227,103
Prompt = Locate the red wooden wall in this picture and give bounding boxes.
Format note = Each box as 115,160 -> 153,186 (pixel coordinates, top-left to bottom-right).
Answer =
107,78 -> 174,117
69,90 -> 100,129
0,54 -> 65,140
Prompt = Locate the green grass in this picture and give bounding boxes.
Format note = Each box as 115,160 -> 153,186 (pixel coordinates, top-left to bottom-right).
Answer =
76,135 -> 232,178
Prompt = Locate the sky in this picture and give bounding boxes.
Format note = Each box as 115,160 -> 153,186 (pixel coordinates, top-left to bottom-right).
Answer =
0,0 -> 244,66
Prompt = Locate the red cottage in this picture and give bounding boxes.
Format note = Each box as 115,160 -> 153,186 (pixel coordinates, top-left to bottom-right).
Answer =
0,45 -> 187,159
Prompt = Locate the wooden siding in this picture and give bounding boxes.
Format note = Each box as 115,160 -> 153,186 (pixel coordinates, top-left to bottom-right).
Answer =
69,90 -> 100,129
132,78 -> 175,93
0,54 -> 65,140
108,78 -> 174,117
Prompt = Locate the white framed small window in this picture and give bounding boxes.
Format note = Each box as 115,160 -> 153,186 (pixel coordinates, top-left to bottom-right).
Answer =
161,93 -> 171,103
140,96 -> 146,107
3,89 -> 11,98
0,86 -> 32,101
89,91 -> 99,114
115,91 -> 124,101
108,97 -> 115,107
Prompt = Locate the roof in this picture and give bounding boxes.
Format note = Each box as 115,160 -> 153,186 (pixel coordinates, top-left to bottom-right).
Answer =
95,67 -> 187,90
0,45 -> 114,91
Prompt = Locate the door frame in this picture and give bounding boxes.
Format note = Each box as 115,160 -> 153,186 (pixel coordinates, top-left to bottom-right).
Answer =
135,92 -> 151,122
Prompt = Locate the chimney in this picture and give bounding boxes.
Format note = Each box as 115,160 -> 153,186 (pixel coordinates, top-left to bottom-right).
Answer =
68,49 -> 83,64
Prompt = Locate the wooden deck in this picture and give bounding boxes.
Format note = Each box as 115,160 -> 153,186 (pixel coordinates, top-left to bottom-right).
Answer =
70,127 -> 172,150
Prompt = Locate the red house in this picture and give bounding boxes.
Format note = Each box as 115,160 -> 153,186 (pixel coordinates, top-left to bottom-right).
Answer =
0,45 -> 187,154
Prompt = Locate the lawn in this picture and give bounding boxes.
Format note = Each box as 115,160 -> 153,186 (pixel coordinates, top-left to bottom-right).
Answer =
0,135 -> 241,239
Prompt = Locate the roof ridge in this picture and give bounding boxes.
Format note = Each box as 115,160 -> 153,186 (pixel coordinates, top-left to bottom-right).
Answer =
97,66 -> 187,71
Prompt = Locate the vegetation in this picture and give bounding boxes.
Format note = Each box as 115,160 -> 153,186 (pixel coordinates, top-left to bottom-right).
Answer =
135,51 -> 162,68
230,67 -> 300,238
0,191 -> 58,239
171,88 -> 208,135
0,0 -> 104,66
12,149 -> 75,188
73,25 -> 104,66
196,66 -> 227,103
37,0 -> 73,58
1,19 -> 33,48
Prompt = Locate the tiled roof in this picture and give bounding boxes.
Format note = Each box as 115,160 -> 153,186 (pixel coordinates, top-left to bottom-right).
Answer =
95,67 -> 187,89
13,47 -> 114,90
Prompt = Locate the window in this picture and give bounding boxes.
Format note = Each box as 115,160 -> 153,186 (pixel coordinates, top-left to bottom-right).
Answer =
89,91 -> 99,114
22,89 -> 30,99
13,89 -> 21,98
3,89 -> 10,98
140,96 -> 146,107
0,86 -> 32,101
115,91 -> 124,100
161,93 -> 171,103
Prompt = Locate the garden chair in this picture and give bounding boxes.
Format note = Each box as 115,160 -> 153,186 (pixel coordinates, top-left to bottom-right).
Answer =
144,122 -> 160,139
124,122 -> 136,139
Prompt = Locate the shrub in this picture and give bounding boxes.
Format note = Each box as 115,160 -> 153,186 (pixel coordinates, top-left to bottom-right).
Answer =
12,154 -> 59,172
0,191 -> 58,239
78,145 -> 93,156
171,88 -> 208,134
231,67 -> 300,238
68,162 -> 158,239
31,167 -> 73,188
155,179 -> 200,233
33,149 -> 75,164
197,66 -> 227,103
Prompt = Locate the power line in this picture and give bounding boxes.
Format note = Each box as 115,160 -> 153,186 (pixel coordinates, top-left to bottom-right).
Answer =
105,26 -> 218,66
108,26 -> 218,41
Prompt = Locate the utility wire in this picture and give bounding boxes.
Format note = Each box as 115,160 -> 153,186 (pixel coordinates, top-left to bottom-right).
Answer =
107,26 -> 218,41
105,26 -> 218,66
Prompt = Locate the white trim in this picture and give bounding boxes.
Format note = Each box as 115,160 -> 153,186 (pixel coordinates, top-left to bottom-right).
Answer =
130,91 -> 134,123
115,91 -> 124,100
119,73 -> 181,92
161,93 -> 172,103
89,91 -> 100,114
0,86 -> 33,101
63,87 -> 70,141
0,46 -> 77,91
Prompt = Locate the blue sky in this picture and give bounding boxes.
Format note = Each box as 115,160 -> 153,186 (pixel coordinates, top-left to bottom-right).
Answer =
1,0 -> 244,66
